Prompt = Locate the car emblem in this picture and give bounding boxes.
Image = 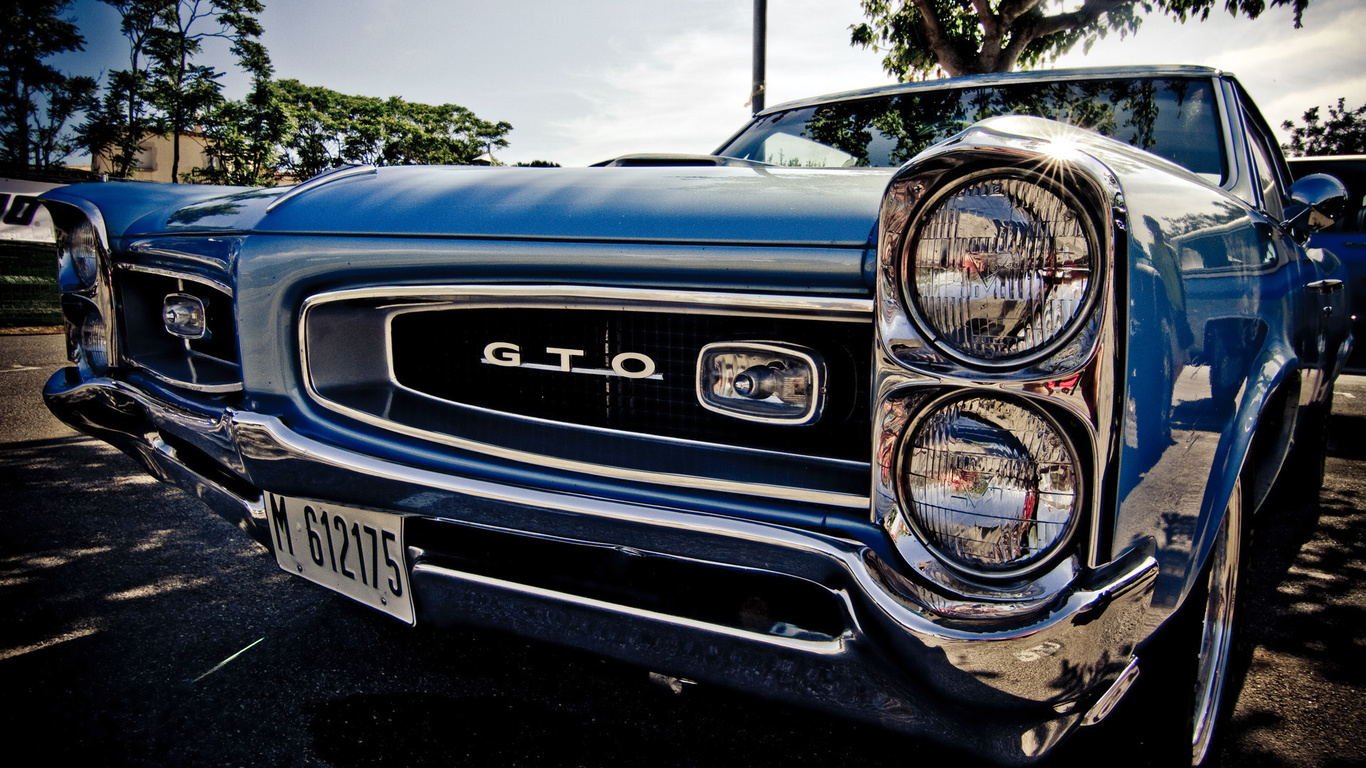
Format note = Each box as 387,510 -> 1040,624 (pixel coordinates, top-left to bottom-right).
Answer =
480,342 -> 660,380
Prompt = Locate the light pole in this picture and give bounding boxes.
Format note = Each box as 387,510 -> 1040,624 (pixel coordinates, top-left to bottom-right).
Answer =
751,0 -> 766,115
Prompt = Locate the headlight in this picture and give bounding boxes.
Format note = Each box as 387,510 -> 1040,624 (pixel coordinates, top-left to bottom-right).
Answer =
52,207 -> 117,376
895,393 -> 1081,577
902,173 -> 1096,366
80,307 -> 111,374
57,219 -> 103,290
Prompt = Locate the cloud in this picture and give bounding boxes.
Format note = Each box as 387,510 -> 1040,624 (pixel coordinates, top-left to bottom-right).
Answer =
540,0 -> 891,166
550,18 -> 755,165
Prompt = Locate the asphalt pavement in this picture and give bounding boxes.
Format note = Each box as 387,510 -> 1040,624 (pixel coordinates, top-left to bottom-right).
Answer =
2,331 -> 1363,767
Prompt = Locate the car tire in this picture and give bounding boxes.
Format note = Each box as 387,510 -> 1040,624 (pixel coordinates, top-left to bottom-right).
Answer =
1137,476 -> 1249,767
1288,385 -> 1334,492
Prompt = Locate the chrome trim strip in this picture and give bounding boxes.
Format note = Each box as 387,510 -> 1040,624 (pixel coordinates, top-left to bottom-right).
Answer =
412,561 -> 847,655
1080,656 -> 1141,727
233,410 -> 868,554
319,374 -> 868,476
117,263 -> 234,297
308,284 -> 874,320
300,285 -> 874,509
126,239 -> 239,277
265,164 -> 377,213
133,354 -> 244,394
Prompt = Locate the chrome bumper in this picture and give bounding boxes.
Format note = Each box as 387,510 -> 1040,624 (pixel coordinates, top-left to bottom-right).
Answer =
45,368 -> 1158,766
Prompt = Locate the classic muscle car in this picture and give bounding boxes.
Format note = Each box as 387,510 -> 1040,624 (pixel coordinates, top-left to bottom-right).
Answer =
41,65 -> 1350,765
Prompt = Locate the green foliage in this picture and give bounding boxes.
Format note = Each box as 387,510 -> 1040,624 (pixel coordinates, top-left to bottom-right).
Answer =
73,1 -> 513,184
79,0 -> 161,177
272,79 -> 512,180
146,0 -> 266,181
1281,98 -> 1366,157
80,0 -> 267,180
0,0 -> 93,169
851,0 -> 1312,81
31,73 -> 97,166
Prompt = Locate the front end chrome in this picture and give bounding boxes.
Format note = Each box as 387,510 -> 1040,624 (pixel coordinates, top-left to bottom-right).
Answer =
873,119 -> 1127,618
45,369 -> 1158,765
299,285 -> 874,509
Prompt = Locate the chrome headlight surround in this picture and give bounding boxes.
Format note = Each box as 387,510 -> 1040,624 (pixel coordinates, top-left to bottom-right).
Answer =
52,204 -> 117,377
871,118 -> 1125,614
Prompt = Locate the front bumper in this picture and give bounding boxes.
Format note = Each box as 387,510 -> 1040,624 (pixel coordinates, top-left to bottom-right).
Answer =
45,368 -> 1157,766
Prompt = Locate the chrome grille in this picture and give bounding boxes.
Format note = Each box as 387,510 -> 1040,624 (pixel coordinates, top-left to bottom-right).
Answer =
301,286 -> 874,505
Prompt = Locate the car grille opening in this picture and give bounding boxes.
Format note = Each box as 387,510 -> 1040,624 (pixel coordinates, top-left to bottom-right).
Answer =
389,307 -> 870,462
302,288 -> 874,506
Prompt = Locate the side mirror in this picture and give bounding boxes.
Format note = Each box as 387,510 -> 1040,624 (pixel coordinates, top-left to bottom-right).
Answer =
1284,172 -> 1349,243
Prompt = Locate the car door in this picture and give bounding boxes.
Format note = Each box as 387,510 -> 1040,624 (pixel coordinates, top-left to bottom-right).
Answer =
1238,90 -> 1350,403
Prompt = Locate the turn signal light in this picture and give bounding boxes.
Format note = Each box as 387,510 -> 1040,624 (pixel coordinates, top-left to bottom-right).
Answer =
162,293 -> 209,340
696,342 -> 825,425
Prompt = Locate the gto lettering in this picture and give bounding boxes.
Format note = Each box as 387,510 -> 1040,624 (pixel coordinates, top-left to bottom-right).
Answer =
483,341 -> 521,366
480,342 -> 660,380
611,351 -> 656,379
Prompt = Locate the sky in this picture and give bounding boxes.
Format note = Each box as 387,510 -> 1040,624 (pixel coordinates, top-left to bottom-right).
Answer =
51,0 -> 1366,168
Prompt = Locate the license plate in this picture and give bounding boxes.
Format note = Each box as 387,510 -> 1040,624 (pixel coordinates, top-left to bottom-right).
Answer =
265,493 -> 414,624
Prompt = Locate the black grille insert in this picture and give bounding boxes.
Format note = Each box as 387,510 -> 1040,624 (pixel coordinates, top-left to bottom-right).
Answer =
389,307 -> 871,462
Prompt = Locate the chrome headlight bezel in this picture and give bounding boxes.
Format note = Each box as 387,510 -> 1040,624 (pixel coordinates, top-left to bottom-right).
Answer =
871,120 -> 1126,614
51,202 -> 117,376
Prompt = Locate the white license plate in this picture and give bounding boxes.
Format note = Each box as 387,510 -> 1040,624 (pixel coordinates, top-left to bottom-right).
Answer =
265,493 -> 414,624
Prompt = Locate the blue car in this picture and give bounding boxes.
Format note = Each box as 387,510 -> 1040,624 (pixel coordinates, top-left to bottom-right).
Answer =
40,65 -> 1349,766
1288,155 -> 1365,372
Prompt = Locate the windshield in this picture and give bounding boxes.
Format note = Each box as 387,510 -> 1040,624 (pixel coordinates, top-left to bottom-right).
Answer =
717,77 -> 1226,183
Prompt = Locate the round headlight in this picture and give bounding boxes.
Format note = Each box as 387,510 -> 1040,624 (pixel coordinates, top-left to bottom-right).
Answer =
67,219 -> 102,288
896,394 -> 1080,577
79,308 -> 111,374
903,174 -> 1095,365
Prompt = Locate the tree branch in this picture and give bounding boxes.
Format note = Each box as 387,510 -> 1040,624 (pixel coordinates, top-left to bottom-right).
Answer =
995,0 -> 1042,27
1024,0 -> 1131,41
911,0 -> 969,75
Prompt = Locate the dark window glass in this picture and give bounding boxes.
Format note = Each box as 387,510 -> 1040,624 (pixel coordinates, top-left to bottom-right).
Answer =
718,78 -> 1227,182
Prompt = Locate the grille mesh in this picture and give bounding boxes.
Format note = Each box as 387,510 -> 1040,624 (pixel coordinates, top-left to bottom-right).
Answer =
389,307 -> 870,462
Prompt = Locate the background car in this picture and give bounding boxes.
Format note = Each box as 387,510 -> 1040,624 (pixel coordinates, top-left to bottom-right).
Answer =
1289,155 -> 1364,372
40,66 -> 1348,766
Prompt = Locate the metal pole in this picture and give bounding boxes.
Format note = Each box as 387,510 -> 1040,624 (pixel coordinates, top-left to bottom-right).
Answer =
751,0 -> 766,114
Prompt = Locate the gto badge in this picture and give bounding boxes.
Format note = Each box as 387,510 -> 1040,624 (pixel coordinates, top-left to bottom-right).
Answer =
481,342 -> 661,380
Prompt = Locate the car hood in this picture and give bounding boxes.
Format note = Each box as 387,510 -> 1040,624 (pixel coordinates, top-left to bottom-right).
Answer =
50,165 -> 893,248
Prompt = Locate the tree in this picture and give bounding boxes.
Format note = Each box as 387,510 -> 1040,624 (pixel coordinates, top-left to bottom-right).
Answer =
80,0 -> 164,177
273,80 -> 512,180
145,0 -> 266,181
851,0 -> 1311,81
187,3 -> 281,184
31,73 -> 97,167
1281,98 -> 1366,157
0,0 -> 89,169
190,77 -> 285,185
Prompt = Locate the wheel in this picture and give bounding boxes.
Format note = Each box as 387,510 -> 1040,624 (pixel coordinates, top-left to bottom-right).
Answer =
1188,478 -> 1244,764
1288,385 -> 1334,493
1134,476 -> 1248,767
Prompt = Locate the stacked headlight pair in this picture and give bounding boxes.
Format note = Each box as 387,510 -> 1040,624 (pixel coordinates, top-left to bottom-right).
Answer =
881,165 -> 1102,585
56,215 -> 116,377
